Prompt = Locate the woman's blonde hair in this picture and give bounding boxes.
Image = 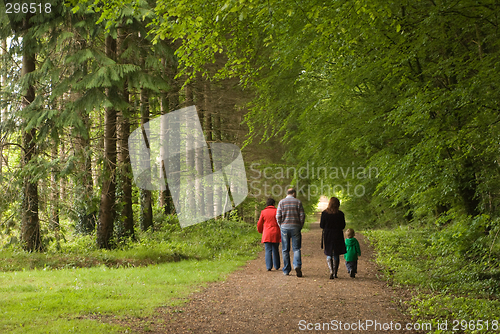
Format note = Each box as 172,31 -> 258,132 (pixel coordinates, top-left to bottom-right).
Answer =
345,228 -> 355,238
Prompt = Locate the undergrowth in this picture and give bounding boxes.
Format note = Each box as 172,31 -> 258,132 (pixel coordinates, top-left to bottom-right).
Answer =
364,214 -> 500,333
0,217 -> 261,271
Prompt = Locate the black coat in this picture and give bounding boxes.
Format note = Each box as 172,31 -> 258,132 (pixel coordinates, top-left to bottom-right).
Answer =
320,210 -> 347,256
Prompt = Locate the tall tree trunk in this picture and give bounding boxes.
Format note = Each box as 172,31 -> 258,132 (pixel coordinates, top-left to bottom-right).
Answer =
93,107 -> 104,189
213,108 -> 222,142
140,88 -> 153,231
97,35 -> 118,249
211,94 -> 224,217
118,82 -> 134,239
59,139 -> 66,202
159,83 -> 175,215
203,82 -> 214,217
184,84 -> 196,216
194,78 -> 205,218
168,65 -> 181,220
74,42 -> 96,234
0,39 -> 6,182
75,106 -> 96,234
50,139 -> 60,240
21,18 -> 42,252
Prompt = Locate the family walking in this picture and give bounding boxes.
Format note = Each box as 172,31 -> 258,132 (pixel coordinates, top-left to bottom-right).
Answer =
257,191 -> 360,279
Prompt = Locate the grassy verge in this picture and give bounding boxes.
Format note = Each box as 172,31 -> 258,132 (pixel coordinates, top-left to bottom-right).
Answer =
0,219 -> 262,333
0,219 -> 260,271
364,225 -> 500,334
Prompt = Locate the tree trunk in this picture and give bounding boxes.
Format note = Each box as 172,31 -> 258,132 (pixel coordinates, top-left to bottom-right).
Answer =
203,82 -> 214,217
140,88 -> 153,231
59,140 -> 66,202
168,66 -> 181,220
159,88 -> 175,215
118,82 -> 134,239
0,39 -> 6,182
50,139 -> 60,240
93,106 -> 104,190
75,101 -> 96,234
74,41 -> 96,234
21,27 -> 42,251
184,84 -> 196,216
195,79 -> 205,218
97,35 -> 118,249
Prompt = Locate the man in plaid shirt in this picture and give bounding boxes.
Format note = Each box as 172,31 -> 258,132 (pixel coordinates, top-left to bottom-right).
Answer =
276,188 -> 305,277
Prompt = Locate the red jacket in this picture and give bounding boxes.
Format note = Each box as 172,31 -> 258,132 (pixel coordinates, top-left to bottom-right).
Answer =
257,206 -> 281,243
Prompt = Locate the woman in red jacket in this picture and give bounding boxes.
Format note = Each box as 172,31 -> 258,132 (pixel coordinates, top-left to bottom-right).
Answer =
257,198 -> 281,271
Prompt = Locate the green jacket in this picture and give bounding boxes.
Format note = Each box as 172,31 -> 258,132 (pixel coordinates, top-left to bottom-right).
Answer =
344,237 -> 361,262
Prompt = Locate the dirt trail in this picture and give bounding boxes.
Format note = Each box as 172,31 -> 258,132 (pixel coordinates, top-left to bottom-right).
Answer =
134,221 -> 421,333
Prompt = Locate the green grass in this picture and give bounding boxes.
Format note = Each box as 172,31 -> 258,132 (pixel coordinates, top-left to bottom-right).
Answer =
0,219 -> 261,271
0,218 -> 262,333
0,258 -> 254,333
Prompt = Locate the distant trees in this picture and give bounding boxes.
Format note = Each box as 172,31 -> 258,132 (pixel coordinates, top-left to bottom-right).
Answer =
0,0 -> 254,251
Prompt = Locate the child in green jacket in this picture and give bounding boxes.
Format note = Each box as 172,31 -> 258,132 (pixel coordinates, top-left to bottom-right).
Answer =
344,228 -> 361,278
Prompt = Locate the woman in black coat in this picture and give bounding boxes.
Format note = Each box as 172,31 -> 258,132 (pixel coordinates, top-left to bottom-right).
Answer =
320,197 -> 346,279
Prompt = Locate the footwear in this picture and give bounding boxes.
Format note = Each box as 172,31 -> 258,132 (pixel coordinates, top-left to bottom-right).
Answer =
295,267 -> 302,277
327,258 -> 334,279
283,271 -> 290,276
350,271 -> 356,278
267,269 -> 271,271
334,258 -> 339,278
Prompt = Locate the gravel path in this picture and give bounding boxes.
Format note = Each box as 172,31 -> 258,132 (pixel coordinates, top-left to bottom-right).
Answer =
131,221 -> 422,333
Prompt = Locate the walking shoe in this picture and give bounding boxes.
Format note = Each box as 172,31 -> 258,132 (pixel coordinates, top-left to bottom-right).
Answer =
283,272 -> 290,276
327,258 -> 334,279
295,267 -> 303,277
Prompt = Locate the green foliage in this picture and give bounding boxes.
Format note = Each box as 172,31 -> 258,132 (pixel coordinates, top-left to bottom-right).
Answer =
0,218 -> 261,271
409,294 -> 500,334
115,0 -> 500,233
364,220 -> 500,330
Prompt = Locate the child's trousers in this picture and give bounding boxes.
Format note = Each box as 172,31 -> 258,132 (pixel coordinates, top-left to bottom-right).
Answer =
345,260 -> 358,277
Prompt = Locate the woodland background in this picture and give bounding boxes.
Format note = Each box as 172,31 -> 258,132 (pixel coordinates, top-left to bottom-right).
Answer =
1,1 -> 500,331
0,0 -> 499,296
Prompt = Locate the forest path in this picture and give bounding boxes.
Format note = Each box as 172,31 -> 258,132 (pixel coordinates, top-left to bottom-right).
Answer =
128,218 -> 422,333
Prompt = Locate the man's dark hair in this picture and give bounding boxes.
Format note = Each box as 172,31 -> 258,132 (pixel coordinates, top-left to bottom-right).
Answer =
266,198 -> 275,206
287,188 -> 296,195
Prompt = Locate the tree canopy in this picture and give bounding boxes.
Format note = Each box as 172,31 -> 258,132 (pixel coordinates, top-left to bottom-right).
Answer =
2,0 -> 500,251
134,0 -> 500,226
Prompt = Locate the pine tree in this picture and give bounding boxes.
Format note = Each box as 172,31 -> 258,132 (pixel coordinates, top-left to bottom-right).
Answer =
97,34 -> 118,249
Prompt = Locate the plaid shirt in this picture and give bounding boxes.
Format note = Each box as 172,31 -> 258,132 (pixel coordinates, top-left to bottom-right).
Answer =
276,195 -> 305,228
